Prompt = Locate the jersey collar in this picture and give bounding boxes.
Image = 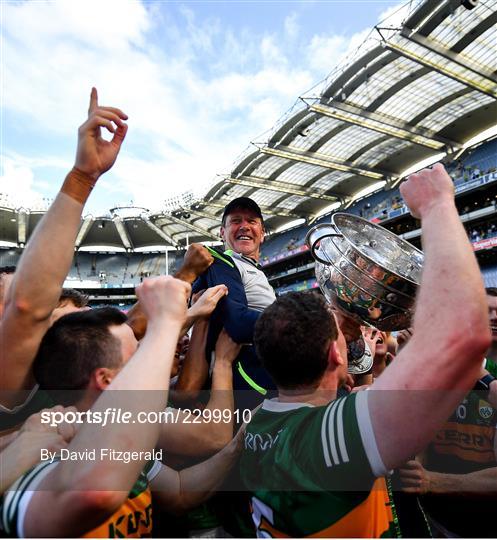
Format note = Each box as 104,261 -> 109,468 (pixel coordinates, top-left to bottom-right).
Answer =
225,249 -> 261,269
262,399 -> 315,412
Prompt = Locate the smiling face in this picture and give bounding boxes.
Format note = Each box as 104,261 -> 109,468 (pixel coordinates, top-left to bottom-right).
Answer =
220,208 -> 265,261
375,331 -> 388,357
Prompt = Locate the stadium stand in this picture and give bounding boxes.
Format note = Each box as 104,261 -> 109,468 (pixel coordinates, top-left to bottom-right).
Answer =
2,135 -> 497,306
1,0 -> 496,307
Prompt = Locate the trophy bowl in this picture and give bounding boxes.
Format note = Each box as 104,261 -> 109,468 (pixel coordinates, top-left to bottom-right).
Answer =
305,213 -> 424,331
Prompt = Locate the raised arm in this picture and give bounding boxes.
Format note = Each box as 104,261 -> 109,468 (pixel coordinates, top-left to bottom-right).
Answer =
158,328 -> 240,457
172,319 -> 209,403
151,426 -> 243,515
0,88 -> 128,398
23,276 -> 191,537
172,285 -> 228,402
368,164 -> 491,470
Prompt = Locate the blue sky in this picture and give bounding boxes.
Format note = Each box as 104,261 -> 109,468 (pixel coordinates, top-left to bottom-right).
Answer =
1,0 -> 405,215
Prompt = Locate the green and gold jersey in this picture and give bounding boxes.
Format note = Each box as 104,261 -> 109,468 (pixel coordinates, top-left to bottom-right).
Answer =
240,392 -> 395,538
421,379 -> 497,538
1,459 -> 162,538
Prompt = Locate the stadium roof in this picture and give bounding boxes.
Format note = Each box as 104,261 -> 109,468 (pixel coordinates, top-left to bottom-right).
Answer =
1,0 -> 496,252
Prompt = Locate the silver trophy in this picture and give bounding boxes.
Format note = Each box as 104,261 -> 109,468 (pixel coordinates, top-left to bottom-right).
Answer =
306,213 -> 424,332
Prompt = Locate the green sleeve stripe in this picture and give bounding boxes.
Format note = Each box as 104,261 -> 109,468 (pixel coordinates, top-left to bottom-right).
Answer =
237,362 -> 267,395
205,246 -> 235,268
3,459 -> 55,534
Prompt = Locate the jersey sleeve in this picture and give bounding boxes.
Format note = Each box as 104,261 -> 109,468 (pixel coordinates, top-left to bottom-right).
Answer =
144,459 -> 164,482
295,392 -> 388,491
2,460 -> 58,537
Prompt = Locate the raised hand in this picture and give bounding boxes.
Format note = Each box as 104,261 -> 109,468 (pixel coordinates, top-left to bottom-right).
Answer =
74,87 -> 128,181
22,405 -> 78,443
400,163 -> 455,220
175,244 -> 214,284
215,328 -> 242,365
136,276 -> 191,329
362,326 -> 381,359
189,284 -> 228,320
0,406 -> 78,492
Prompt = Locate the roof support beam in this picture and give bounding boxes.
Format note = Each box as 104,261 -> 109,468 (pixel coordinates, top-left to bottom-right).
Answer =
75,216 -> 93,248
225,175 -> 339,202
113,217 -> 133,250
401,29 -> 497,84
17,209 -> 28,246
259,146 -> 385,180
167,214 -> 219,241
309,101 -> 450,150
181,208 -> 225,234
205,201 -> 303,220
143,218 -> 177,247
383,38 -> 497,99
182,207 -> 220,222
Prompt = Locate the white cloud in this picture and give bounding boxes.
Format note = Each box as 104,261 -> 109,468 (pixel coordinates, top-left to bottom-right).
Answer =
1,0 -> 401,215
284,13 -> 299,39
306,34 -> 348,75
0,157 -> 45,208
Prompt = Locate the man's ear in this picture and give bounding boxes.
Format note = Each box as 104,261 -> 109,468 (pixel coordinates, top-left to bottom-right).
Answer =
91,367 -> 116,391
328,340 -> 345,368
220,226 -> 226,242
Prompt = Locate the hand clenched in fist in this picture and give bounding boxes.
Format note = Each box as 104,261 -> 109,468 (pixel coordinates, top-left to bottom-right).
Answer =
400,163 -> 455,220
136,276 -> 191,329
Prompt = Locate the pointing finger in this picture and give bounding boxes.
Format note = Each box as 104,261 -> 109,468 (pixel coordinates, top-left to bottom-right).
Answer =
88,87 -> 98,115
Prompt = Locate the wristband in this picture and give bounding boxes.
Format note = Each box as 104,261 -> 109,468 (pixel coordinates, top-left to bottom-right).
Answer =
473,374 -> 496,400
60,167 -> 97,204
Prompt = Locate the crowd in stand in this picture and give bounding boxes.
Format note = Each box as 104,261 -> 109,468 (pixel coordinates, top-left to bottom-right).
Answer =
358,153 -> 497,222
0,90 -> 496,539
469,219 -> 497,243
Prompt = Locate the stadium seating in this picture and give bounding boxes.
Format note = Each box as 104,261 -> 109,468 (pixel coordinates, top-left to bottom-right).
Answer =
0,248 -> 20,268
2,139 -> 496,298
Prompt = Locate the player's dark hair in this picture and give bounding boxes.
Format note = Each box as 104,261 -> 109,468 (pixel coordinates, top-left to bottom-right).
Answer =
33,307 -> 127,404
254,291 -> 337,389
59,288 -> 89,308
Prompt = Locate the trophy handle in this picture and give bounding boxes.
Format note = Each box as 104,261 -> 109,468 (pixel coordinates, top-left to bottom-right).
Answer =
305,224 -> 344,266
